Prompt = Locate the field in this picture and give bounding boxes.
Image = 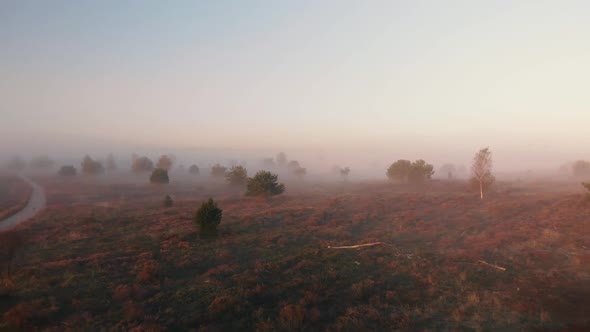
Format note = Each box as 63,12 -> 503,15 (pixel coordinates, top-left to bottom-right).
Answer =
1,176 -> 589,331
0,176 -> 32,221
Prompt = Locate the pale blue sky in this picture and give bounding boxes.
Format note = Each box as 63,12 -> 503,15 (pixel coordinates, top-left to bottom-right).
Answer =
1,1 -> 589,169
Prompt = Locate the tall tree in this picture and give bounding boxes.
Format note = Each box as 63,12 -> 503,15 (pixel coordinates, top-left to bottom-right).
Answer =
157,155 -> 174,171
471,147 -> 495,199
276,152 -> 287,168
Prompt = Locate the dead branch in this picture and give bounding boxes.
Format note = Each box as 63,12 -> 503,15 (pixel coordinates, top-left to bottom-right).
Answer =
327,242 -> 384,249
478,260 -> 506,271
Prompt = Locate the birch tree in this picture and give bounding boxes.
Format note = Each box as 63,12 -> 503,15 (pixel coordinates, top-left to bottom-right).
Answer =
471,147 -> 495,199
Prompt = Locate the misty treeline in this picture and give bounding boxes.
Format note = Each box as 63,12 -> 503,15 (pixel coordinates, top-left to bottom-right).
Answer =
4,148 -> 590,200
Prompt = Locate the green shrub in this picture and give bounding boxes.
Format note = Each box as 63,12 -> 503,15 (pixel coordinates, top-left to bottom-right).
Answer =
246,170 -> 285,197
194,198 -> 222,235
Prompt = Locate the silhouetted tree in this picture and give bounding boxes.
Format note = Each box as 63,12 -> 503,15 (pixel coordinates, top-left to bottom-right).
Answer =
132,155 -> 154,173
226,165 -> 248,187
408,160 -> 435,183
163,194 -> 173,207
387,159 -> 433,183
572,160 -> 590,178
188,164 -> 200,175
157,155 -> 174,171
277,152 -> 287,168
81,156 -> 104,175
471,147 -> 495,199
150,168 -> 169,184
106,153 -> 117,171
210,164 -> 227,178
30,155 -> 54,169
439,163 -> 456,179
246,171 -> 285,197
58,165 -> 77,176
194,198 -> 222,236
387,160 -> 412,182
340,167 -> 351,178
294,167 -> 307,179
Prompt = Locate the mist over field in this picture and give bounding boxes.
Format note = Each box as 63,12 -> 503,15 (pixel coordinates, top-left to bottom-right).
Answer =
1,1 -> 590,331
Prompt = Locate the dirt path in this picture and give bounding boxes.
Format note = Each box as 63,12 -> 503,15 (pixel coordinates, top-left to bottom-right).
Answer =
0,174 -> 46,231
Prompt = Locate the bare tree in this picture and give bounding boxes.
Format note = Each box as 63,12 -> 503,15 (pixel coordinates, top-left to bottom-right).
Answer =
471,147 -> 495,199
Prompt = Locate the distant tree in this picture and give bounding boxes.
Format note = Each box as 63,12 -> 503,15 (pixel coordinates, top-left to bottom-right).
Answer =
163,194 -> 174,207
132,155 -> 154,173
156,155 -> 174,171
386,160 -> 412,182
30,155 -> 54,169
408,159 -> 435,183
106,153 -> 117,171
287,160 -> 300,171
276,152 -> 288,168
583,182 -> 590,199
0,230 -> 24,279
210,164 -> 227,178
194,198 -> 222,236
81,155 -> 104,175
387,159 -> 433,183
294,167 -> 307,179
4,156 -> 26,170
572,160 -> 590,178
246,170 -> 285,197
150,168 -> 169,184
188,164 -> 200,175
471,147 -> 495,199
262,158 -> 276,169
226,165 -> 248,187
57,165 -> 77,176
340,167 -> 351,178
439,163 -> 457,179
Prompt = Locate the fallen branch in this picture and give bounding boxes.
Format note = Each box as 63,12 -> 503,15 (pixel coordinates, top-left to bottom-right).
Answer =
478,260 -> 506,271
327,242 -> 384,249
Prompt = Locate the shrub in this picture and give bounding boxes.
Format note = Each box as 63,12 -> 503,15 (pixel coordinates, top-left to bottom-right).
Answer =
246,171 -> 285,197
294,167 -> 307,179
156,155 -> 174,170
386,160 -> 412,181
163,195 -> 173,207
57,165 -> 77,176
194,198 -> 222,235
150,168 -> 169,184
226,165 -> 248,186
340,167 -> 351,178
210,164 -> 227,178
583,182 -> 590,198
81,155 -> 104,175
188,164 -> 200,175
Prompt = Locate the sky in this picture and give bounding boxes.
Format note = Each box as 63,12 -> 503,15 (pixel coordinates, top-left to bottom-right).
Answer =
1,0 -> 589,171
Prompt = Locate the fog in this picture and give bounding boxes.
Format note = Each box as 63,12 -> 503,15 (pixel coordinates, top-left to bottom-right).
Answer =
1,1 -> 589,178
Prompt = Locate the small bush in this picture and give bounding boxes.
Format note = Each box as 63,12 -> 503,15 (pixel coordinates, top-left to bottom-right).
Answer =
150,168 -> 169,184
163,195 -> 173,207
194,198 -> 222,235
188,164 -> 200,175
582,182 -> 590,198
246,171 -> 285,197
57,165 -> 77,176
210,164 -> 227,178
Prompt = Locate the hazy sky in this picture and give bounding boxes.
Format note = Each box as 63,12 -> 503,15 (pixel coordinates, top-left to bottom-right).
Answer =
1,1 -> 589,169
